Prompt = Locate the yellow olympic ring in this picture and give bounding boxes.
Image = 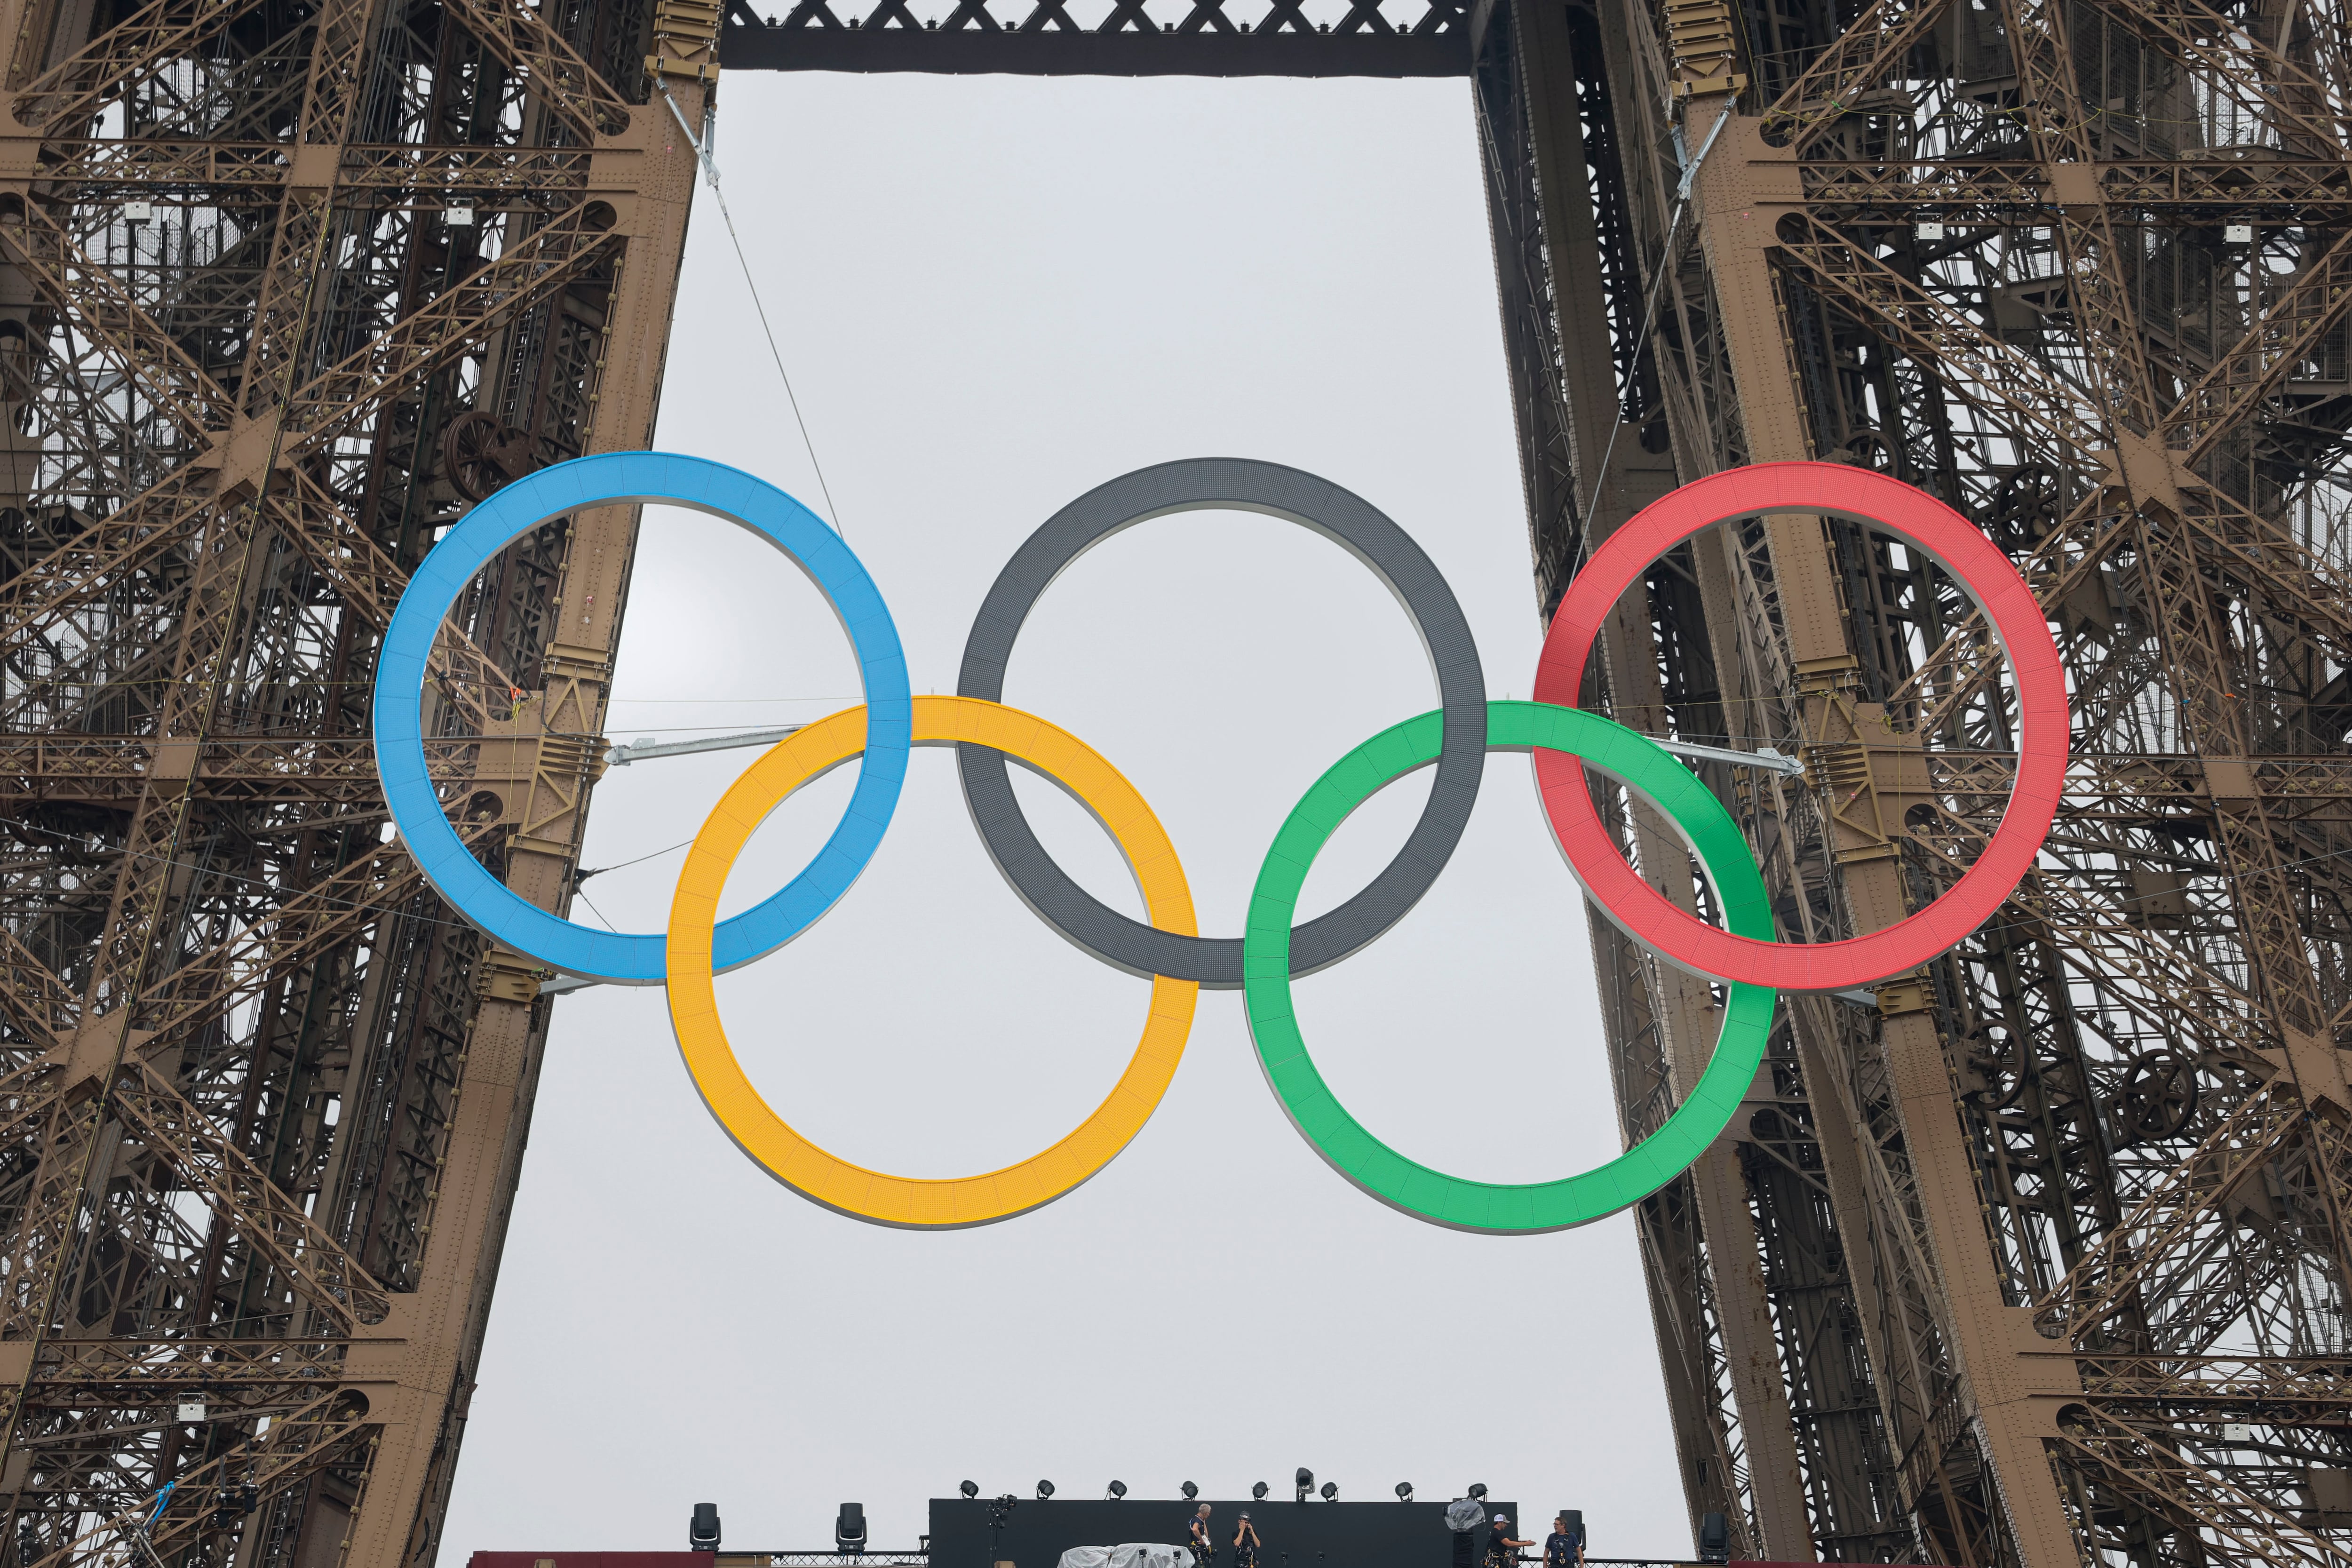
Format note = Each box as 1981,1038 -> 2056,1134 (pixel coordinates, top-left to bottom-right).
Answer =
664,695 -> 1200,1228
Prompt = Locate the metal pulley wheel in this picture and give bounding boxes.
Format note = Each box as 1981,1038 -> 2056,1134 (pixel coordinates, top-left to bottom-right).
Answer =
441,410 -> 541,502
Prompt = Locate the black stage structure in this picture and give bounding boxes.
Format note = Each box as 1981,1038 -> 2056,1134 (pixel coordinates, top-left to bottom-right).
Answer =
928,1499 -> 1526,1568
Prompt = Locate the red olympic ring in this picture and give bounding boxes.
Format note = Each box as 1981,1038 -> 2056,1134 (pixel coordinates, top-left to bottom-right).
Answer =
1532,462 -> 2069,993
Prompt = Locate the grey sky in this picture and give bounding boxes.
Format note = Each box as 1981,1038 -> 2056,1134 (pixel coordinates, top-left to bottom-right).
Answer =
440,71 -> 1690,1561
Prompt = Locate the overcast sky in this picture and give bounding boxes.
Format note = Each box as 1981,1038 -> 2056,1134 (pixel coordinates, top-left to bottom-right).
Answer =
439,69 -> 1692,1563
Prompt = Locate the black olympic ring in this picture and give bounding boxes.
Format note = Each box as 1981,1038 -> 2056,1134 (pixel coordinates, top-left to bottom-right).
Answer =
955,456 -> 1488,990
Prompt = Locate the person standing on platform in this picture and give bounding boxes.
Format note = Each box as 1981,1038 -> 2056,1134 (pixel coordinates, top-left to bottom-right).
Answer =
1485,1514 -> 1532,1568
1543,1515 -> 1582,1568
1232,1512 -> 1260,1568
1188,1504 -> 1214,1568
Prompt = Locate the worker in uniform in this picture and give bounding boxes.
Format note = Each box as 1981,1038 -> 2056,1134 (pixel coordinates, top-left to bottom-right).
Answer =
1232,1512 -> 1260,1568
1543,1515 -> 1582,1568
1188,1504 -> 1214,1568
1486,1514 -> 1532,1568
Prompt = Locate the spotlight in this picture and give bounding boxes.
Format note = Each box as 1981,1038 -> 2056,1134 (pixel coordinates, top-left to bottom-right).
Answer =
1037,1481 -> 1056,1501
1252,1483 -> 1269,1502
1319,1484 -> 1338,1504
961,1481 -> 980,1500
1295,1470 -> 1314,1504
1181,1483 -> 1199,1502
835,1504 -> 867,1556
1467,1485 -> 1488,1503
689,1504 -> 721,1553
1394,1484 -> 1413,1503
1108,1482 -> 1128,1501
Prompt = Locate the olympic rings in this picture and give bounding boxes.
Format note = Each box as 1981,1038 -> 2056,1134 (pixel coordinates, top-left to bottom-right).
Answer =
1243,702 -> 1776,1233
1533,462 -> 2068,993
372,452 -> 2069,1233
665,696 -> 1199,1228
373,452 -> 913,986
956,457 -> 1485,990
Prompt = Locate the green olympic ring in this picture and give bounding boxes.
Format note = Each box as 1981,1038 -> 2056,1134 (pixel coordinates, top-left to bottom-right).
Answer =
1242,700 -> 1777,1233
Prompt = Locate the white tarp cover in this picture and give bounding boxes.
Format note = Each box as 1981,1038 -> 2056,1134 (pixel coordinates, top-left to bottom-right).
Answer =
1056,1544 -> 1194,1568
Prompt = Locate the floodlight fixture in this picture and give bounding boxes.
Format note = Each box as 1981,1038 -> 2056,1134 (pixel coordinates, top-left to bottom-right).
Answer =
1252,1483 -> 1270,1502
1181,1483 -> 1199,1501
1037,1481 -> 1056,1501
1295,1470 -> 1314,1504
1319,1484 -> 1338,1504
961,1481 -> 980,1500
1108,1482 -> 1128,1501
1467,1485 -> 1488,1503
1394,1484 -> 1413,1503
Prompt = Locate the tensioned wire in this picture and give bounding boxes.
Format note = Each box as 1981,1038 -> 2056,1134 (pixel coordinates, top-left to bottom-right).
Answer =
659,87 -> 845,537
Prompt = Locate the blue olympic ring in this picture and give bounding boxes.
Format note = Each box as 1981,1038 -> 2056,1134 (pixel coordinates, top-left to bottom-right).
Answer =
372,452 -> 912,985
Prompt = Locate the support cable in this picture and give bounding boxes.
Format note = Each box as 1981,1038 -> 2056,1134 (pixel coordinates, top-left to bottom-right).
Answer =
1573,108 -> 1731,560
662,86 -> 846,536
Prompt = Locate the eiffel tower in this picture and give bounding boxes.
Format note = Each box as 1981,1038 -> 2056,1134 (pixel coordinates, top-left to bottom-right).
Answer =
0,0 -> 2346,1561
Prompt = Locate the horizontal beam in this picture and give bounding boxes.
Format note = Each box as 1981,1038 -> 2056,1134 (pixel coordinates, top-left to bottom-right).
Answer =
717,16 -> 1469,75
1653,737 -> 1807,776
19,143 -> 592,193
605,725 -> 802,766
1801,159 -> 2352,222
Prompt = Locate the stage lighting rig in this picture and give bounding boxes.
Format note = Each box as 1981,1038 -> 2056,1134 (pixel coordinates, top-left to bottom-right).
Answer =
836,1504 -> 867,1555
1295,1470 -> 1314,1504
985,1494 -> 1020,1568
1394,1484 -> 1413,1503
1108,1482 -> 1128,1501
1319,1484 -> 1338,1503
1182,1483 -> 1199,1501
689,1504 -> 721,1552
1038,1481 -> 1057,1500
1252,1483 -> 1269,1501
961,1481 -> 980,1500
1467,1485 -> 1488,1503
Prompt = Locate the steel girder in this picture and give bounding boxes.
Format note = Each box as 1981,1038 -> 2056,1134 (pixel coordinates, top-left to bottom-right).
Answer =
0,0 -> 697,1557
1467,0 -> 2352,1556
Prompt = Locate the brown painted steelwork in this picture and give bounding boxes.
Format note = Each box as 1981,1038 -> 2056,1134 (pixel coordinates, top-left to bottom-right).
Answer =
3,0 -> 2349,1559
1465,0 -> 2352,1558
0,0 -> 709,1554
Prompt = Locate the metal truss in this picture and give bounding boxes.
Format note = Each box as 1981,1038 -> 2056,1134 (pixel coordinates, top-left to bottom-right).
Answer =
715,0 -> 1471,75
0,0 -> 710,1555
1461,0 -> 2352,1555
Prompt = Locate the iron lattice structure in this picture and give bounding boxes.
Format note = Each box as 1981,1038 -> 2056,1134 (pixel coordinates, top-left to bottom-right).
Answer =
0,0 -> 713,1555
0,0 -> 2344,1558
